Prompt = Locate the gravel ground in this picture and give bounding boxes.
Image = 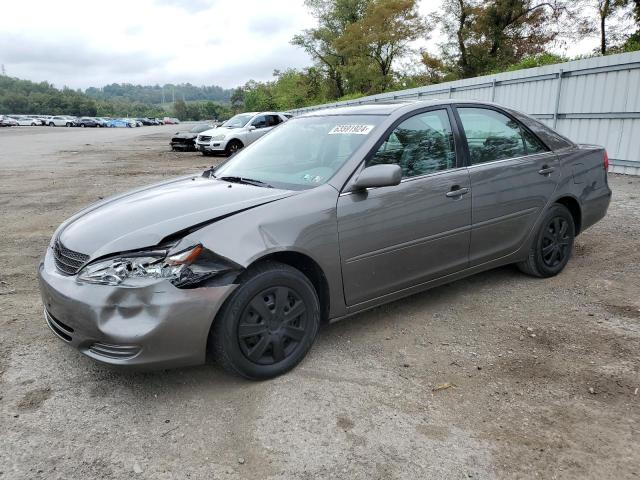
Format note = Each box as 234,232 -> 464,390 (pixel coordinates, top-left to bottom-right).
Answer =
0,126 -> 638,479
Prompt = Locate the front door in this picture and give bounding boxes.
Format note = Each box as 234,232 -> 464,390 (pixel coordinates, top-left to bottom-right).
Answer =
455,106 -> 559,265
337,108 -> 472,306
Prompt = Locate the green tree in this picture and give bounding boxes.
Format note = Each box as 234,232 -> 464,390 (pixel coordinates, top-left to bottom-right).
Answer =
292,0 -> 371,98
336,0 -> 429,94
173,99 -> 188,120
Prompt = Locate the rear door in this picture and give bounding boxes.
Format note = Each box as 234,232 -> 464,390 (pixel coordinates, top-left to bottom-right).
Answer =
337,107 -> 471,306
454,105 -> 559,266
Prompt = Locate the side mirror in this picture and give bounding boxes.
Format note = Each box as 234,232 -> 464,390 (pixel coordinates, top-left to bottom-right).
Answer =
248,125 -> 256,131
353,164 -> 402,190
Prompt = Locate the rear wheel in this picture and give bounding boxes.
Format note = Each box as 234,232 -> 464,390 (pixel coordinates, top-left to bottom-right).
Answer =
518,204 -> 575,278
225,139 -> 243,156
211,262 -> 320,380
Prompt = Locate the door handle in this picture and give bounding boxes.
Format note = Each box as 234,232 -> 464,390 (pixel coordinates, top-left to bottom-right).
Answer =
538,165 -> 555,176
445,186 -> 469,198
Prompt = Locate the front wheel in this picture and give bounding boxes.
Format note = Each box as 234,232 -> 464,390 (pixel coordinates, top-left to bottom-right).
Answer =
49,122 -> 55,127
225,139 -> 243,156
517,204 -> 575,278
211,262 -> 320,380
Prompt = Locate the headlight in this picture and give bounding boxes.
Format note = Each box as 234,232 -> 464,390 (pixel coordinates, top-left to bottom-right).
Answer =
77,244 -> 233,287
211,134 -> 226,141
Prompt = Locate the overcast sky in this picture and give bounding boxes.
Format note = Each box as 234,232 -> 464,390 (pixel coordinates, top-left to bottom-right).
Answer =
0,0 -> 603,90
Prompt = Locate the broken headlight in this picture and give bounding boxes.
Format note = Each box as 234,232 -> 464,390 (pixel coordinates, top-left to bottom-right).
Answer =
77,245 -> 234,287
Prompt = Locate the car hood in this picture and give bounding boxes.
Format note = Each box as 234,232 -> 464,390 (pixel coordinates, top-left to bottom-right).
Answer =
198,126 -> 245,137
58,175 -> 295,259
172,132 -> 198,139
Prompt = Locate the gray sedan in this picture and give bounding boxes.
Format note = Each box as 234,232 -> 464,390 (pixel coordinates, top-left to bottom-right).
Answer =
38,100 -> 611,379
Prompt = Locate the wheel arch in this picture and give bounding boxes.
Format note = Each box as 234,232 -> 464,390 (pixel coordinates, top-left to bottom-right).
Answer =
554,195 -> 582,234
247,251 -> 331,325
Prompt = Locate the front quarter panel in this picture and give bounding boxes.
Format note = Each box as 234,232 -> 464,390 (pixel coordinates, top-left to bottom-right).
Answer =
173,184 -> 346,318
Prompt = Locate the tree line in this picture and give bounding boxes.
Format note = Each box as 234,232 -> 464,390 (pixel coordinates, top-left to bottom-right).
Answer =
84,83 -> 233,105
235,0 -> 640,112
0,75 -> 232,120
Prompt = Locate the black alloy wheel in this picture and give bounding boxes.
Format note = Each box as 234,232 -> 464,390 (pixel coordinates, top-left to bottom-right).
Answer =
211,261 -> 320,379
518,203 -> 575,278
225,140 -> 242,156
238,286 -> 308,365
541,216 -> 571,268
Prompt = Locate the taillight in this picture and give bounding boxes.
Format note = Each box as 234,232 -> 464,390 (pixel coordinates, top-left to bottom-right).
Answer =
604,150 -> 609,171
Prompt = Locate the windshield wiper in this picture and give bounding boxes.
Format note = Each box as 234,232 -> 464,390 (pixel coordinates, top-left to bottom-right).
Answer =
218,176 -> 273,188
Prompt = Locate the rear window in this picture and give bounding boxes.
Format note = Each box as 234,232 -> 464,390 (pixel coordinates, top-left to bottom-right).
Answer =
505,109 -> 574,151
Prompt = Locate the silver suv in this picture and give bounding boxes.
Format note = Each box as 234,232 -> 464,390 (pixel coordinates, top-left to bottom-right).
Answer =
196,111 -> 290,156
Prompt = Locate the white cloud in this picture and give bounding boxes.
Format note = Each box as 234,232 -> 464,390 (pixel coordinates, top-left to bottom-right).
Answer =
0,0 -> 316,89
0,0 -> 608,90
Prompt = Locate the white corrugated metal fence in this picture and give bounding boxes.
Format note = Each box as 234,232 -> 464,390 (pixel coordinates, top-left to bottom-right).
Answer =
290,51 -> 640,175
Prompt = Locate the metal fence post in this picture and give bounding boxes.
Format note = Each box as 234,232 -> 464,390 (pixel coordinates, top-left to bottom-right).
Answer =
491,78 -> 497,102
553,69 -> 564,129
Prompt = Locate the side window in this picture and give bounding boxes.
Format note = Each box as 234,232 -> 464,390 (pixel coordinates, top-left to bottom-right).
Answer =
457,107 -> 547,164
252,115 -> 267,128
267,115 -> 282,127
522,128 -> 548,155
366,109 -> 456,178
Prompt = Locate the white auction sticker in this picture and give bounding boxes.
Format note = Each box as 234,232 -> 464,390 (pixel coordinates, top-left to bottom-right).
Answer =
328,124 -> 374,135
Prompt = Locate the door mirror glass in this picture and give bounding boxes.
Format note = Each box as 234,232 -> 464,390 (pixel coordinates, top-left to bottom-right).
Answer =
247,125 -> 256,131
353,164 -> 402,190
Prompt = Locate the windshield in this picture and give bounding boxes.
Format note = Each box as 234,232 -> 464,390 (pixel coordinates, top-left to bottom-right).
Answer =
214,115 -> 384,190
222,113 -> 254,128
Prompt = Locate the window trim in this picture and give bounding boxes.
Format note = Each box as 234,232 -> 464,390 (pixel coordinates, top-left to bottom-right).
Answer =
452,104 -> 551,168
341,105 -> 464,193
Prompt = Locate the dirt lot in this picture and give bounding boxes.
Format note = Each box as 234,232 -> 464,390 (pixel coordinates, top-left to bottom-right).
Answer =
0,125 -> 638,479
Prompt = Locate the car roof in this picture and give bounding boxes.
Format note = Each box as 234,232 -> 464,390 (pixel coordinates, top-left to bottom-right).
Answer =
295,99 -> 510,117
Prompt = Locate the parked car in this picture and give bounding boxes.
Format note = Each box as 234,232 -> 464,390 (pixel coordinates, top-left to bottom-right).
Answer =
8,115 -> 37,126
163,117 -> 180,125
196,112 -> 289,156
38,100 -> 611,380
170,123 -> 216,151
26,115 -> 49,126
93,117 -> 109,127
106,118 -> 133,128
76,117 -> 99,128
0,115 -> 19,127
48,116 -> 76,127
135,117 -> 155,126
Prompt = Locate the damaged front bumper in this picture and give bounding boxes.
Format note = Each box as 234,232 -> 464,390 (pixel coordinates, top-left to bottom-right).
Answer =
38,247 -> 237,369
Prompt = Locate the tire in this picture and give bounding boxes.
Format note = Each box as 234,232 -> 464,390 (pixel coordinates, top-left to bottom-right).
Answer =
81,124 -> 85,128
517,204 -> 575,278
49,122 -> 54,127
211,261 -> 320,380
66,122 -> 71,127
225,139 -> 243,156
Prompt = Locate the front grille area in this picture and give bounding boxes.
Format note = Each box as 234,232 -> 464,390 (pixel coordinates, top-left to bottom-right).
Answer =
89,342 -> 141,359
198,135 -> 211,143
45,309 -> 74,342
53,239 -> 89,275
